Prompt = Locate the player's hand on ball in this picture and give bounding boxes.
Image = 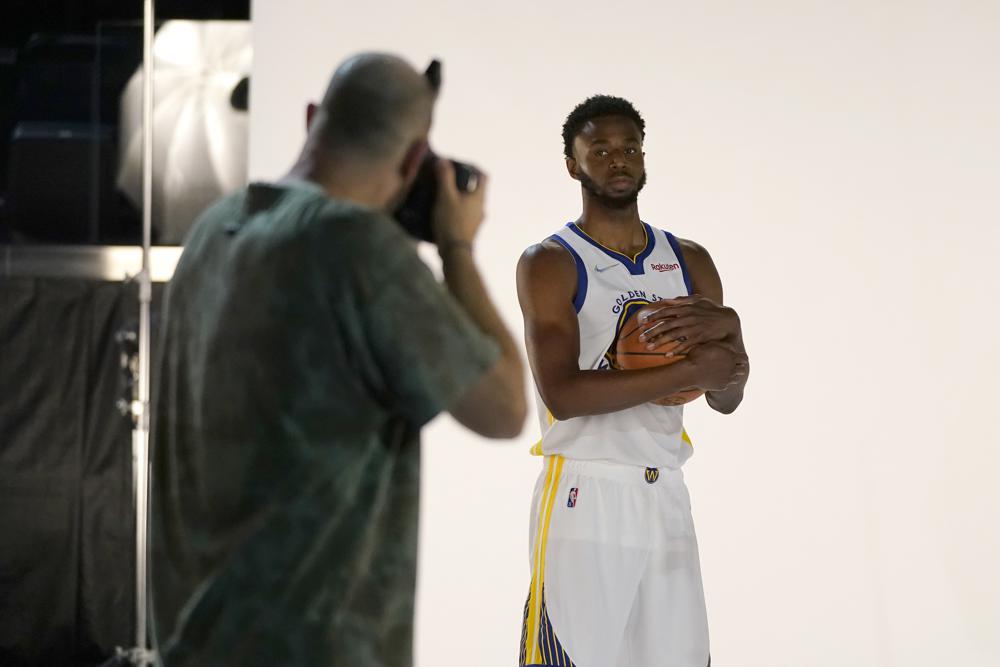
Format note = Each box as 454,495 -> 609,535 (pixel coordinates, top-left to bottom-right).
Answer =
685,341 -> 749,392
432,158 -> 488,248
636,296 -> 740,356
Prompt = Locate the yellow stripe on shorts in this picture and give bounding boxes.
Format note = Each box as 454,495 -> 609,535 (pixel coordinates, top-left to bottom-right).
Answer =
523,455 -> 565,665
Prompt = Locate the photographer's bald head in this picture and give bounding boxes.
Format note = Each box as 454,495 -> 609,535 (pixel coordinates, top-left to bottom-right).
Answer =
288,53 -> 436,212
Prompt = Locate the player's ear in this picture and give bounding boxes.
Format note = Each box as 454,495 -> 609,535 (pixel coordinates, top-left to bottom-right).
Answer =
566,157 -> 580,181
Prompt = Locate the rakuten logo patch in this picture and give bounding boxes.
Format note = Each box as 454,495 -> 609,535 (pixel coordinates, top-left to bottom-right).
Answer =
651,262 -> 680,272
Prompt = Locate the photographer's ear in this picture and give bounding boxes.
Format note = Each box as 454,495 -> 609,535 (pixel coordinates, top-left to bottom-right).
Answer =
400,140 -> 429,183
305,103 -> 319,132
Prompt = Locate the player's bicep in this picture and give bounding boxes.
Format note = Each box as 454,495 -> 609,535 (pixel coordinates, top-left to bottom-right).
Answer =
516,244 -> 581,403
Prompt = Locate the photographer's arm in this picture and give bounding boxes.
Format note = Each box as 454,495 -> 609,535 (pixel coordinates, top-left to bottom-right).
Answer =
434,161 -> 526,439
441,245 -> 526,438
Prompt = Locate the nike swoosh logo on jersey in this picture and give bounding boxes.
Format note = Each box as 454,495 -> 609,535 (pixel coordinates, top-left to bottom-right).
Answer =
594,263 -> 618,272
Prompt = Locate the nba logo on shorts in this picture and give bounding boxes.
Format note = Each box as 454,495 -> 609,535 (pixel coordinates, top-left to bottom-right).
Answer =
567,487 -> 578,508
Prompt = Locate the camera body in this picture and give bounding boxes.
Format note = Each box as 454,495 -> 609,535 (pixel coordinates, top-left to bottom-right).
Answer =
391,58 -> 480,242
393,150 -> 479,242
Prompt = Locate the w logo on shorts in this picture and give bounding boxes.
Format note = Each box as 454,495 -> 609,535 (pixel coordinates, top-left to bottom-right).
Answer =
644,468 -> 660,484
567,488 -> 578,508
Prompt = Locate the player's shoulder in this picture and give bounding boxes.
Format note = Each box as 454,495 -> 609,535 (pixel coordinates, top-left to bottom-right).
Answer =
516,238 -> 580,308
669,234 -> 708,256
668,235 -> 714,268
517,238 -> 577,279
520,237 -> 572,260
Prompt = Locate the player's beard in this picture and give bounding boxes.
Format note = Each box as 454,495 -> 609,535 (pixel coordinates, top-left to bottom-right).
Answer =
578,170 -> 647,209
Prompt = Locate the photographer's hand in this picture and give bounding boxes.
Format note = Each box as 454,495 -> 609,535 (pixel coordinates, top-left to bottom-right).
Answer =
432,159 -> 487,252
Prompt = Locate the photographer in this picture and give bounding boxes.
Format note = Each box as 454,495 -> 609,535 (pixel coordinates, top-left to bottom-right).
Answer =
150,53 -> 525,666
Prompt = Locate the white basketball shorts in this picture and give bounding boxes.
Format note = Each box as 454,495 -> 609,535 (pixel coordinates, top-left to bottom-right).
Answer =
519,455 -> 710,667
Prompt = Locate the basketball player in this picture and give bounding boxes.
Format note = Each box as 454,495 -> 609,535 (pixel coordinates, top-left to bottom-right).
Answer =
516,95 -> 749,667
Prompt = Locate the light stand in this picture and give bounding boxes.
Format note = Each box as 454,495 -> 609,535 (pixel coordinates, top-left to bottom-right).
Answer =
114,0 -> 157,664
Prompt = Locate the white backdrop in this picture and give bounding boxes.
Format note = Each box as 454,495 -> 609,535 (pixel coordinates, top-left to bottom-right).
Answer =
248,2 -> 1000,665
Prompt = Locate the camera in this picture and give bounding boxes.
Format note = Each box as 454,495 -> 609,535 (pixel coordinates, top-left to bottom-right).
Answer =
393,150 -> 480,242
392,58 -> 481,242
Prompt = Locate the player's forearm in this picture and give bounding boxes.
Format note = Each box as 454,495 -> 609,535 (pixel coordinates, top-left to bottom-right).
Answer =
706,382 -> 745,414
542,363 -> 700,420
706,333 -> 747,414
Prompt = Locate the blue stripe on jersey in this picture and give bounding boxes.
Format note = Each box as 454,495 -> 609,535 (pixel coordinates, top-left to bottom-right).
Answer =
664,230 -> 694,295
548,235 -> 588,312
564,221 -> 657,276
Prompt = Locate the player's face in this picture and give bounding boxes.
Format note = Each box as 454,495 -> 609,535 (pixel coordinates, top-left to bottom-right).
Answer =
568,115 -> 646,208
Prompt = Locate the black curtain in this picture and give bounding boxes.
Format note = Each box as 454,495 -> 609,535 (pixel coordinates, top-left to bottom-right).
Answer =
0,277 -> 138,666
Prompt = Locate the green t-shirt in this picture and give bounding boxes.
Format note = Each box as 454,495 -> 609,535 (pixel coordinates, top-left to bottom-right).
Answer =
150,182 -> 499,666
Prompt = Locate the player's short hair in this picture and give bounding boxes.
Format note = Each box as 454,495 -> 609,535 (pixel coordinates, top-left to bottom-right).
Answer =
562,95 -> 646,159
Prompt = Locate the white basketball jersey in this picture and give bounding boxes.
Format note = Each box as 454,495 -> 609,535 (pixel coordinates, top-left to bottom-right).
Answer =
532,221 -> 695,469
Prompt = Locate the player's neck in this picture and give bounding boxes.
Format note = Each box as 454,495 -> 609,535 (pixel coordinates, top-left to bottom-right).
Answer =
577,201 -> 644,255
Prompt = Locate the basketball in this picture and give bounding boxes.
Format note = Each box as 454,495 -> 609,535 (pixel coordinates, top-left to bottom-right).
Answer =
614,312 -> 705,406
